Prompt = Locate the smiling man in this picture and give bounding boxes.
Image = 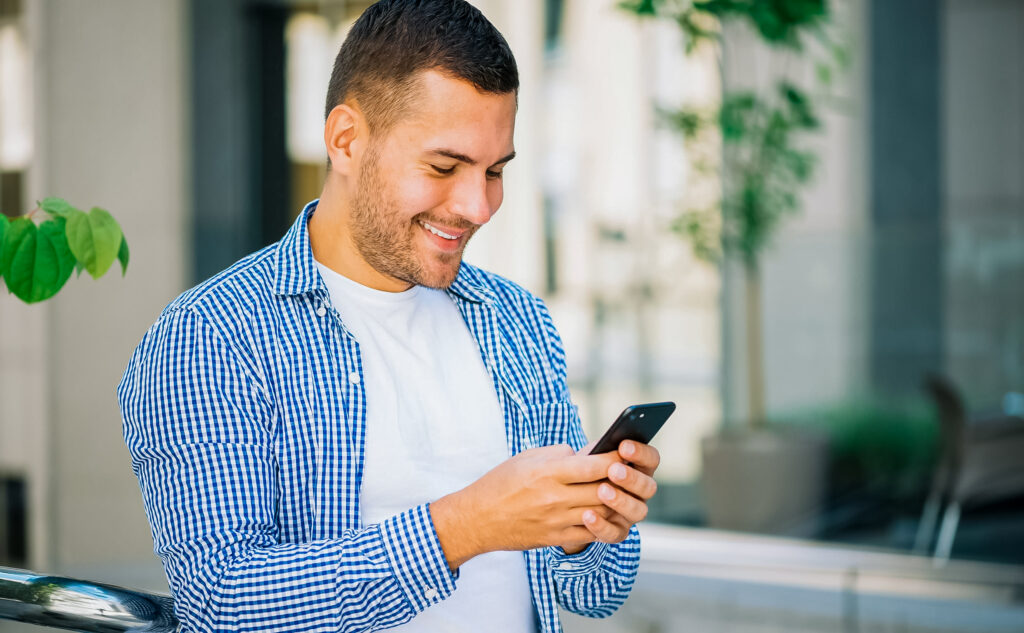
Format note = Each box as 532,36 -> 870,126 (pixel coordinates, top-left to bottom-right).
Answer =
118,1 -> 657,632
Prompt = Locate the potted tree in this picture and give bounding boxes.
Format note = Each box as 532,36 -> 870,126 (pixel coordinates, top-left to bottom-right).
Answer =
621,0 -> 847,534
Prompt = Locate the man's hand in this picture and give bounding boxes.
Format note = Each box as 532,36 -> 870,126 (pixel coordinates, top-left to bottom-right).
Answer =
572,439 -> 660,547
429,444 -> 622,571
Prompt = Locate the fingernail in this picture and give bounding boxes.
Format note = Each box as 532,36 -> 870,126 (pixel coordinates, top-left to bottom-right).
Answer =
599,484 -> 615,501
583,510 -> 596,523
622,442 -> 635,457
610,463 -> 627,480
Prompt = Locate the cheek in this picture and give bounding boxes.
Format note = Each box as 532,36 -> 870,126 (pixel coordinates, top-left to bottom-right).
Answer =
487,182 -> 504,217
395,178 -> 450,216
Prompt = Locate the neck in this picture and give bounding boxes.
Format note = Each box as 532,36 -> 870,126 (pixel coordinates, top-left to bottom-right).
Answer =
309,176 -> 413,293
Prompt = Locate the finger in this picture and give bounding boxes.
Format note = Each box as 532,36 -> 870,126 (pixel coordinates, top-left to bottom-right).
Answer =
572,504 -> 615,521
557,525 -> 596,547
618,441 -> 660,476
576,439 -> 598,455
597,482 -> 649,525
529,443 -> 576,459
607,462 -> 658,500
562,482 -> 603,508
581,508 -> 631,544
553,504 -> 615,534
553,451 -> 621,484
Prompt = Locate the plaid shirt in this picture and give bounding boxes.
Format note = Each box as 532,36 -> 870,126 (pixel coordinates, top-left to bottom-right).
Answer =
118,200 -> 640,632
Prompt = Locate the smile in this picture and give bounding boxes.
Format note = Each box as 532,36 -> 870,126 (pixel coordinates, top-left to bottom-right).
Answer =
420,221 -> 461,240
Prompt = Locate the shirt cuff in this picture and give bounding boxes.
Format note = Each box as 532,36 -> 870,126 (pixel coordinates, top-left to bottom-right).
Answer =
379,503 -> 459,612
546,541 -> 610,578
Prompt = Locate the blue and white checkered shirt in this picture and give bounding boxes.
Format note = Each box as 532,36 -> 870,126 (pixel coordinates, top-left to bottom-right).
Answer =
118,200 -> 640,632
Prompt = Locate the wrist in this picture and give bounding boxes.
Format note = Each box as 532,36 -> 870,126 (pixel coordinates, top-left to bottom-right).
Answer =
430,488 -> 487,571
558,543 -> 588,555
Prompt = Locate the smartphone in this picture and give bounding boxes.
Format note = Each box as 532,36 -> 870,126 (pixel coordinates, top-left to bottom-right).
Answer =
589,402 -> 676,455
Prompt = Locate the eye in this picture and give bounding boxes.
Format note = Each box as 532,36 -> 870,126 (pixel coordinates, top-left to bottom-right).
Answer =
431,165 -> 456,175
486,170 -> 503,180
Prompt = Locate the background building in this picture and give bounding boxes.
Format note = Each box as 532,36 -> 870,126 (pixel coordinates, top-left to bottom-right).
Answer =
1,0 -> 1022,631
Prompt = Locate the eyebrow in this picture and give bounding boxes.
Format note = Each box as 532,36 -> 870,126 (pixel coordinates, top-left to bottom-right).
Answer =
426,148 -> 516,168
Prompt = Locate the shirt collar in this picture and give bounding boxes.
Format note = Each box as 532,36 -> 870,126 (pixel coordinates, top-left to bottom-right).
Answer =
272,199 -> 325,297
273,199 -> 495,306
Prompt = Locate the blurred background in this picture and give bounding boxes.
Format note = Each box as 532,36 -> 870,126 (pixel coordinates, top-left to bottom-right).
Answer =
1,0 -> 1022,631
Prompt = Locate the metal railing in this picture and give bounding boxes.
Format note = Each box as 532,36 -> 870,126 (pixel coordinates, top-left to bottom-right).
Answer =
0,566 -> 178,632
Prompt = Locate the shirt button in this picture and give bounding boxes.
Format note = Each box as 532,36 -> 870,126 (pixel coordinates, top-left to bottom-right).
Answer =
424,587 -> 439,601
558,562 -> 578,571
315,305 -> 327,317
348,372 -> 361,385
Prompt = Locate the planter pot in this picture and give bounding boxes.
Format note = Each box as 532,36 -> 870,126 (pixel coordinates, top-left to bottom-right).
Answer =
701,427 -> 828,537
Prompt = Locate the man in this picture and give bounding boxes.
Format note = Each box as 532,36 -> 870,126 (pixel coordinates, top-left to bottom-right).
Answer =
118,1 -> 660,631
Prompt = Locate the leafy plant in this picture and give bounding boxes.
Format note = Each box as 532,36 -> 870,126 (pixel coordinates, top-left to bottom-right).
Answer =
776,398 -> 939,497
621,0 -> 847,427
0,198 -> 129,304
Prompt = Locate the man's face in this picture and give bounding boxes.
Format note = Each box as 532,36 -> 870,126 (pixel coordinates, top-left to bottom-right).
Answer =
348,70 -> 517,289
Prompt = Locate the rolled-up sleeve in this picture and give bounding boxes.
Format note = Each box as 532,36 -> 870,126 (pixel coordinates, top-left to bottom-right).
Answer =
117,307 -> 457,632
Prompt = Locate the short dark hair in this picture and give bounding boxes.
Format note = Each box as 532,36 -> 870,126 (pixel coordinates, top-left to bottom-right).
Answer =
324,0 -> 519,135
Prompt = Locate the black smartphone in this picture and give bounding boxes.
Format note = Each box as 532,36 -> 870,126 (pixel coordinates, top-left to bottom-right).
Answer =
589,402 -> 676,455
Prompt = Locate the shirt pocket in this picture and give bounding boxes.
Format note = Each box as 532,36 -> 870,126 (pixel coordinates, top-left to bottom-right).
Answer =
521,400 -> 585,451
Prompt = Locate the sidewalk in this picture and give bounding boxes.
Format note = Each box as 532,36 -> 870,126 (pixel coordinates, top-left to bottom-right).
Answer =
563,523 -> 1024,633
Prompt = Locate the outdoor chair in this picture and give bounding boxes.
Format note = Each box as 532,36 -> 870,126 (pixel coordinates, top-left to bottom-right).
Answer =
914,374 -> 1024,563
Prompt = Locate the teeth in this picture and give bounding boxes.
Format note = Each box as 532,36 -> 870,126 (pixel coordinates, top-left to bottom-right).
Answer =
421,221 -> 458,240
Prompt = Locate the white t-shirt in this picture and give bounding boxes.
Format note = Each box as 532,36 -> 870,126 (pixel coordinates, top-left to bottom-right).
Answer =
315,260 -> 536,633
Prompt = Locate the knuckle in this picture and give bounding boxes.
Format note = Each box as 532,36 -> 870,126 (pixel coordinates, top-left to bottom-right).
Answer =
603,526 -> 626,544
542,491 -> 562,509
637,503 -> 649,523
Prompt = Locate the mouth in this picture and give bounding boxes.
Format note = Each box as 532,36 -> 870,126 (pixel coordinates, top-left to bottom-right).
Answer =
419,220 -> 464,240
418,220 -> 470,253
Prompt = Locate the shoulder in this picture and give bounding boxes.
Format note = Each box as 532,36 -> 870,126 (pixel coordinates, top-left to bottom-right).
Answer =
131,243 -> 282,379
457,262 -> 553,325
161,244 -> 278,321
458,260 -> 565,366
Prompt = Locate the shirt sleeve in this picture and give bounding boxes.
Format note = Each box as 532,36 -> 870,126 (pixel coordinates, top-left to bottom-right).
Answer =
532,297 -> 641,618
117,307 -> 458,632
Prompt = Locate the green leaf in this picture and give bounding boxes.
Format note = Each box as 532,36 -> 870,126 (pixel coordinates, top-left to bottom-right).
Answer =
66,206 -> 122,279
815,61 -> 833,87
117,234 -> 130,276
0,214 -> 8,277
40,197 -> 74,218
1,216 -> 31,280
618,0 -> 659,17
2,217 -> 74,303
39,219 -> 75,289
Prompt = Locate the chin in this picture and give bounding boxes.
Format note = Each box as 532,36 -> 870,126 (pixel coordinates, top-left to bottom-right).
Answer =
414,256 -> 463,289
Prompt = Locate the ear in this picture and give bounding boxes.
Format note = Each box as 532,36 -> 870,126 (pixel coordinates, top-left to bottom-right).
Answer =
324,102 -> 363,176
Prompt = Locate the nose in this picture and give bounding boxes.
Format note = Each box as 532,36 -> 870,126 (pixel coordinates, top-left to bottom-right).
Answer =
449,172 -> 494,226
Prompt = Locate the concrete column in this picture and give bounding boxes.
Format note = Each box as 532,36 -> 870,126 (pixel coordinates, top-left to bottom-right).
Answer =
37,0 -> 187,588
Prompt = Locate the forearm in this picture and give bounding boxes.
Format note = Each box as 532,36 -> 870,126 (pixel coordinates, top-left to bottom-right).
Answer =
164,504 -> 456,632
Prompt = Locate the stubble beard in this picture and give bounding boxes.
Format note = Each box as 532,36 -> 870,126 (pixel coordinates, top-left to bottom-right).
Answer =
349,145 -> 471,289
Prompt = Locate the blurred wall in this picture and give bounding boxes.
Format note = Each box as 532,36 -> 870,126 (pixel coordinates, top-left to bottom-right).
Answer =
0,0 -> 187,589
719,1 -> 871,422
943,0 -> 1024,407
